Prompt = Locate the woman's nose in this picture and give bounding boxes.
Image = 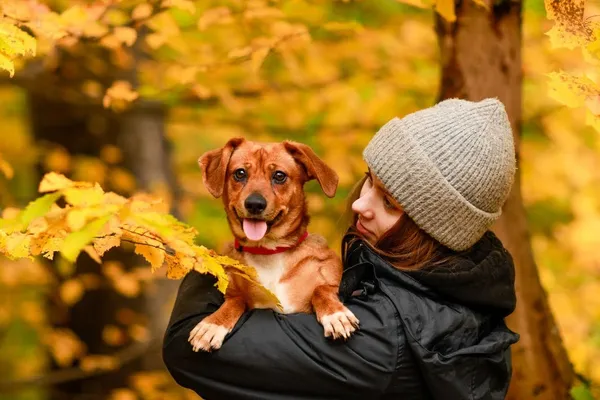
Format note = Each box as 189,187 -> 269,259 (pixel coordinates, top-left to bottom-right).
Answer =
352,196 -> 374,219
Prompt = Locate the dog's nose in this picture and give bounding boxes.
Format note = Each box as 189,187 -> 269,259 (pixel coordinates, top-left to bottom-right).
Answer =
244,193 -> 267,215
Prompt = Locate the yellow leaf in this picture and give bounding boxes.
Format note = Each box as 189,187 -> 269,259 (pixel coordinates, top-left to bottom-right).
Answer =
134,242 -> 165,271
132,4 -> 153,20
93,234 -> 121,257
395,0 -> 432,8
80,355 -> 118,372
114,26 -> 137,47
544,0 -> 593,48
0,21 -> 36,57
436,0 -> 456,22
0,154 -> 13,178
191,83 -> 212,99
113,273 -> 141,297
546,71 -> 599,108
102,325 -> 125,346
471,0 -> 490,10
82,21 -> 109,38
63,185 -> 105,207
100,145 -> 123,165
198,7 -> 232,31
66,209 -> 89,231
60,279 -> 85,305
43,328 -> 86,367
164,254 -> 193,279
99,34 -> 122,49
585,95 -> 600,115
244,7 -> 284,20
83,245 -> 102,264
250,47 -> 270,73
110,389 -> 137,400
546,24 -> 588,50
103,192 -> 128,206
43,146 -> 71,173
162,0 -> 196,14
5,233 -> 32,259
38,172 -> 76,193
28,217 -> 48,234
0,52 -> 15,77
103,80 -> 139,109
61,215 -> 112,262
145,33 -> 167,49
227,46 -> 252,59
128,324 -> 149,342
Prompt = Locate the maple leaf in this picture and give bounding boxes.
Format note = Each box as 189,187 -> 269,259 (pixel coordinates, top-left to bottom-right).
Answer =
544,0 -> 596,49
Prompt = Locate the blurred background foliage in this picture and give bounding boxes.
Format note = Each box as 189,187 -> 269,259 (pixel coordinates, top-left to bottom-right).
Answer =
0,0 -> 599,399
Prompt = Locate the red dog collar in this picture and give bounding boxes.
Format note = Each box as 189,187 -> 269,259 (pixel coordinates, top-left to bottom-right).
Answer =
235,231 -> 309,255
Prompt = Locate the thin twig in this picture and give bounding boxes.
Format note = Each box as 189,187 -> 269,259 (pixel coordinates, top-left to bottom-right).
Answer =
0,337 -> 160,393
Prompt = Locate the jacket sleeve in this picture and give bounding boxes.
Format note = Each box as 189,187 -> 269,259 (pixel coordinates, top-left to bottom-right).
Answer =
162,270 -> 399,400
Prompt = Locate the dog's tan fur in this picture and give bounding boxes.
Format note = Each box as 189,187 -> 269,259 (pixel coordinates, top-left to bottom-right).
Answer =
188,138 -> 359,352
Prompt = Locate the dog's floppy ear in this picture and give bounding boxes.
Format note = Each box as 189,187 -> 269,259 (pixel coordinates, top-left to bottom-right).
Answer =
198,137 -> 245,198
283,141 -> 339,198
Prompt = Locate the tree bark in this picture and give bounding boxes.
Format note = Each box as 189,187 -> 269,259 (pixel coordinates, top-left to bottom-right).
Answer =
26,74 -> 180,398
435,0 -> 575,398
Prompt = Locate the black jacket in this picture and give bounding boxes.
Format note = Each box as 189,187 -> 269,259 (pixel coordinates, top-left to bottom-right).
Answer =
163,231 -> 519,399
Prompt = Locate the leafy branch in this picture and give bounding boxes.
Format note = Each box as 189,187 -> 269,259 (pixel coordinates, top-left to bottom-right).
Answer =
0,172 -> 281,308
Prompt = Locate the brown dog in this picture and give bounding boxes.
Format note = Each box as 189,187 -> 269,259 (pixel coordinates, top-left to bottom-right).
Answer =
188,137 -> 359,352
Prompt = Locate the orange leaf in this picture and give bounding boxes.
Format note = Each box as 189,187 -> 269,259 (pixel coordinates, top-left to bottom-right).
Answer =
60,279 -> 85,305
132,3 -> 153,20
114,26 -> 137,47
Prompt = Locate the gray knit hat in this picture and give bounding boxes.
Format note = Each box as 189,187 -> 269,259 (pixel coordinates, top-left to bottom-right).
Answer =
363,98 -> 516,251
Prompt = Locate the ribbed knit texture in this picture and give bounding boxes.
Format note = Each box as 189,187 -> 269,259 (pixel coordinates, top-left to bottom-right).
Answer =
363,98 -> 516,251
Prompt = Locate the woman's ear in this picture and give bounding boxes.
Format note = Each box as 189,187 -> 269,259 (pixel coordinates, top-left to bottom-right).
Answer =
198,137 -> 245,198
283,141 -> 339,198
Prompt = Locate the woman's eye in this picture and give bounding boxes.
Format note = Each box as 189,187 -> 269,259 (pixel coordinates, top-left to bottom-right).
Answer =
233,168 -> 247,181
272,171 -> 287,184
384,197 -> 395,209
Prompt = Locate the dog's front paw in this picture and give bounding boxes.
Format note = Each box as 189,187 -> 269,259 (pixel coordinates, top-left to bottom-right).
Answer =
321,307 -> 360,340
188,321 -> 230,352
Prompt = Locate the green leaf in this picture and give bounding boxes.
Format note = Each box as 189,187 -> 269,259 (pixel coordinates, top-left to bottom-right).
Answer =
570,383 -> 595,400
0,217 -> 23,234
60,215 -> 111,262
18,192 -> 62,227
132,212 -> 197,243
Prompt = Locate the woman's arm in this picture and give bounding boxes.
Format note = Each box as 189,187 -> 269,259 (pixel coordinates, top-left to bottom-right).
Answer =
162,271 -> 400,400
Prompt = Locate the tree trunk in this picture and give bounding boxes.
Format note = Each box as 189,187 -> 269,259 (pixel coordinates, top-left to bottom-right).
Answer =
26,88 -> 179,398
435,0 -> 575,398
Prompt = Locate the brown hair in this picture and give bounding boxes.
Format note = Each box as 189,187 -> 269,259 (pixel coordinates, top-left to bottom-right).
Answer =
342,175 -> 459,271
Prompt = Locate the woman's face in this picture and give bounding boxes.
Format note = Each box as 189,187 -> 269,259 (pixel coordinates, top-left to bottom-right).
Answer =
351,171 -> 404,243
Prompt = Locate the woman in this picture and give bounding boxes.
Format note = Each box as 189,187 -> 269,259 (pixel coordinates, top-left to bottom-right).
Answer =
162,98 -> 520,399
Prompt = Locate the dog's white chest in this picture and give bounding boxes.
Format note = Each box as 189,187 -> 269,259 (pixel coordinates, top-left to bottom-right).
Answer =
245,253 -> 293,313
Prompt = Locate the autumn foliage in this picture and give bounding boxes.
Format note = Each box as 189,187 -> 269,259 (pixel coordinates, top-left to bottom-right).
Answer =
0,172 -> 280,303
0,0 -> 599,399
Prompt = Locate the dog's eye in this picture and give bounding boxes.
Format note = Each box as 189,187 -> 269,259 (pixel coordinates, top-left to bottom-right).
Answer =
272,171 -> 287,184
233,168 -> 247,181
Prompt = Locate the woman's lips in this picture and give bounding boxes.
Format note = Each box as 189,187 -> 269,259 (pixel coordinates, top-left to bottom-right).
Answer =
356,220 -> 374,237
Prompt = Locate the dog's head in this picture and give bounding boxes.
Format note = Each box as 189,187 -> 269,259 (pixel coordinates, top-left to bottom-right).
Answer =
198,138 -> 338,244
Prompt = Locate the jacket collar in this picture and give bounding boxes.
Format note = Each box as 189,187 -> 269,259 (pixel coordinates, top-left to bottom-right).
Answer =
341,231 -> 517,317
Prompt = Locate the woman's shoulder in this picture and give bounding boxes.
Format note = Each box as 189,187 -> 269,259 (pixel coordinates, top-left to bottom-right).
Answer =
342,233 -> 519,398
